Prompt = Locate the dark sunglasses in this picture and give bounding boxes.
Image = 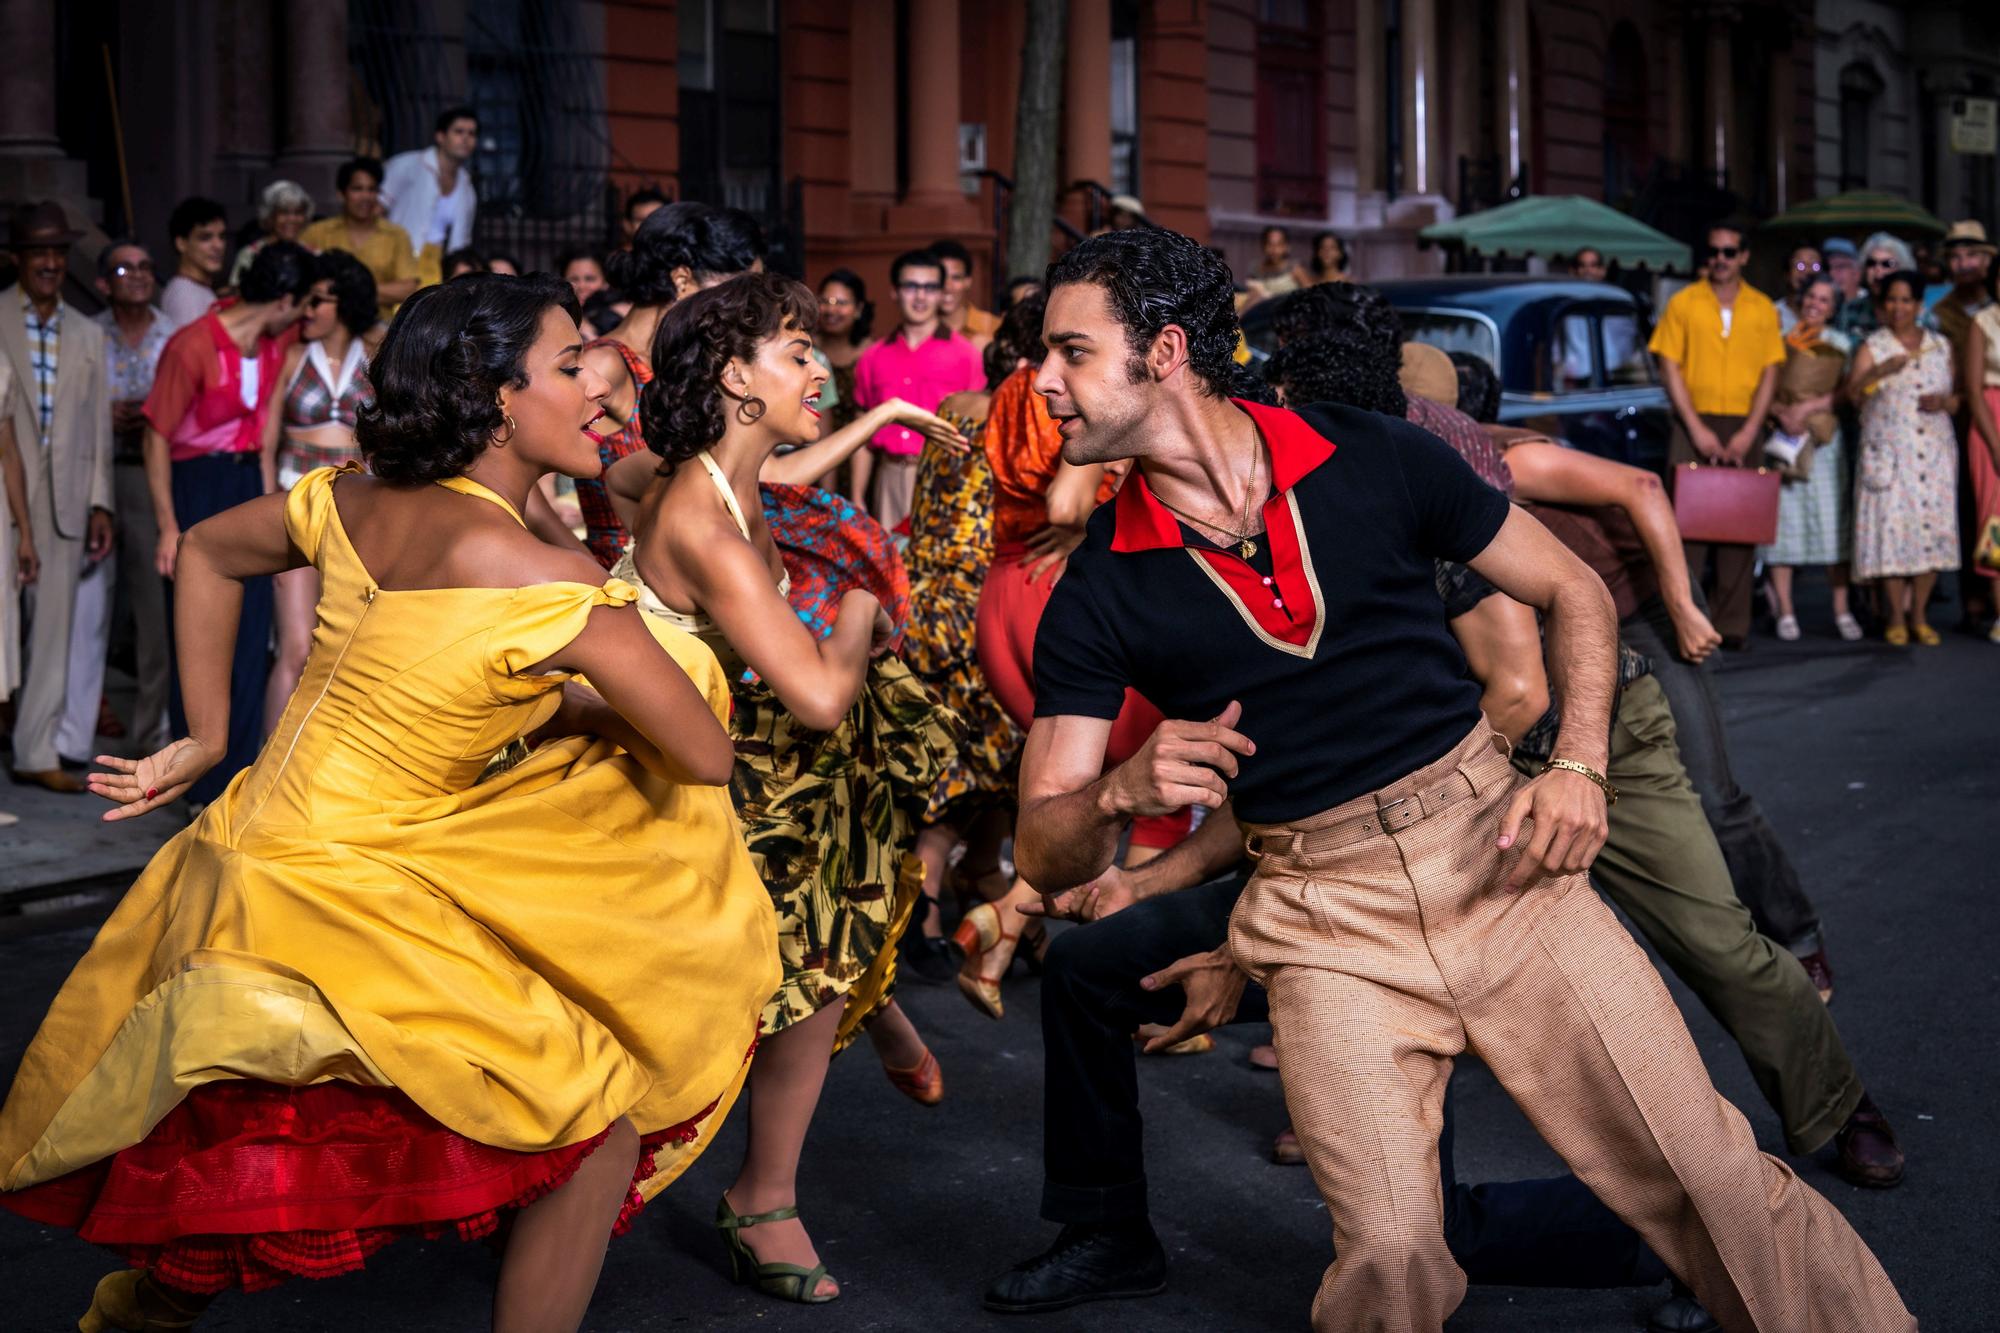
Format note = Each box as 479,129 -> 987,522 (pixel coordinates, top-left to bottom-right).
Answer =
1864,257 -> 1897,269
1792,261 -> 1822,273
111,261 -> 154,277
1707,246 -> 1742,260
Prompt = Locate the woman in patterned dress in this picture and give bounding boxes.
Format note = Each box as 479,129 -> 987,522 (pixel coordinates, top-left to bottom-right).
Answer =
1847,269 -> 1961,645
896,303 -> 1047,980
606,273 -> 959,1305
1762,275 -> 1862,642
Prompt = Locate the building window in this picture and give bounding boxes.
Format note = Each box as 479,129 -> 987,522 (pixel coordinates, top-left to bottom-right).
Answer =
1602,21 -> 1649,208
678,0 -> 780,218
1110,0 -> 1140,197
1254,0 -> 1325,215
1839,61 -> 1883,192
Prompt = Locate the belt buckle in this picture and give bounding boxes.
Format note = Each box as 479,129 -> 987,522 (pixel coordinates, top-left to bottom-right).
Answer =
1377,794 -> 1421,832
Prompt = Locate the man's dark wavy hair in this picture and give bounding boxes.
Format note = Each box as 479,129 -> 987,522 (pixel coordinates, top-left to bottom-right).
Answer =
1044,228 -> 1239,397
356,273 -> 580,483
1269,281 -> 1403,350
1264,326 -> 1406,417
1448,351 -> 1502,424
639,271 -> 819,476
239,241 -> 315,306
605,201 -> 766,306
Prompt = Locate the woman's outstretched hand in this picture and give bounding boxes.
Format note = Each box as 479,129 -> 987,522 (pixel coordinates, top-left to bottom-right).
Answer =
88,739 -> 221,822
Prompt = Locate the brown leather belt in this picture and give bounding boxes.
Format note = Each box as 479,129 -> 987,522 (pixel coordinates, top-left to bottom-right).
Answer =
1243,768 -> 1483,865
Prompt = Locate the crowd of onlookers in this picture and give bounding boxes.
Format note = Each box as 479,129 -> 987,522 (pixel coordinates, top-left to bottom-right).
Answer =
1,103 -> 1993,839
1651,218 -> 2000,651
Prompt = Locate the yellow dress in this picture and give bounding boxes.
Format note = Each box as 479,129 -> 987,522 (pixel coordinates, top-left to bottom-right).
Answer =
0,467 -> 779,1208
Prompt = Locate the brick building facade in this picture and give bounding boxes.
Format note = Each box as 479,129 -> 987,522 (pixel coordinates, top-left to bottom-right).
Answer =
6,2 -> 1996,302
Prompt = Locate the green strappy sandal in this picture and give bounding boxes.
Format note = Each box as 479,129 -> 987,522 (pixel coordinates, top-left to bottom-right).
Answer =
715,1193 -> 840,1304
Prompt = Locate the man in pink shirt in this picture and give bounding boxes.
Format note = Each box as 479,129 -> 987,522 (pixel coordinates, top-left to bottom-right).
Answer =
850,249 -> 984,527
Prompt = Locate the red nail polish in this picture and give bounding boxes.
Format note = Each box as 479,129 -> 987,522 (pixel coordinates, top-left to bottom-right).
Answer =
145,787 -> 158,800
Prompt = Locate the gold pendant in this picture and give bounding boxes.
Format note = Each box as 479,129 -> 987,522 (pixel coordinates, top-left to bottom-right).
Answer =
1239,539 -> 1258,560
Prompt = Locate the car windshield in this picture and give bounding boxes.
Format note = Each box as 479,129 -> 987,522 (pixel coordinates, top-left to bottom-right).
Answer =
1549,307 -> 1656,390
1401,311 -> 1499,368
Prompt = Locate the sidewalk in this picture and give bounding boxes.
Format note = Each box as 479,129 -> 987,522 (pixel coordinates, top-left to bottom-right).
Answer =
1,670 -> 180,926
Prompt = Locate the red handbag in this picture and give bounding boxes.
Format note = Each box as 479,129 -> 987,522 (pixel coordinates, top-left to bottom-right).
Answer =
1672,463 -> 1781,545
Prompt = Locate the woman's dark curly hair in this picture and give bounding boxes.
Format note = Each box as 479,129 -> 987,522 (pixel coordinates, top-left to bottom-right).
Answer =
313,248 -> 379,338
818,267 -> 874,343
604,201 -> 765,306
1045,228 -> 1240,397
356,272 -> 580,483
1448,350 -> 1502,424
1263,326 -> 1406,417
638,271 -> 818,476
984,291 -> 1046,389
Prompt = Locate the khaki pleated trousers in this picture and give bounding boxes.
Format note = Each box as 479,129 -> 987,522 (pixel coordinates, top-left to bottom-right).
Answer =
1229,721 -> 1911,1333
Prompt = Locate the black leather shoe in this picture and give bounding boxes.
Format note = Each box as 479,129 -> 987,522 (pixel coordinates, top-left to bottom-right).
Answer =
1648,1279 -> 1720,1332
983,1222 -> 1168,1314
1830,1094 -> 1904,1189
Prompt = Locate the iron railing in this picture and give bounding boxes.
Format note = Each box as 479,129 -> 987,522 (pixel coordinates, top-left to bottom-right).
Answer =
978,169 -> 1087,307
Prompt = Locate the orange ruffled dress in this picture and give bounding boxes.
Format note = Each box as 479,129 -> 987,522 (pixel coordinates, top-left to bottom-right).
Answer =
0,467 -> 779,1292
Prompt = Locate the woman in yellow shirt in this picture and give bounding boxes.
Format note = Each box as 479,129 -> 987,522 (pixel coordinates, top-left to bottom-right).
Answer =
299,157 -> 422,321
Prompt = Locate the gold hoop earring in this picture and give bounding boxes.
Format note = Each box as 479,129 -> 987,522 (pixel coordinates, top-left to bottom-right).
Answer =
495,412 -> 517,446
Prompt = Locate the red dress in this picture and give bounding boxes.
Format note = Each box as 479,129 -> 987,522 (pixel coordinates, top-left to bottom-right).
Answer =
576,339 -> 654,569
974,368 -> 1189,849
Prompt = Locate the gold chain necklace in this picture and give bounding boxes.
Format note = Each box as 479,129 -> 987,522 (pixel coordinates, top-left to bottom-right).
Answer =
1152,446 -> 1266,561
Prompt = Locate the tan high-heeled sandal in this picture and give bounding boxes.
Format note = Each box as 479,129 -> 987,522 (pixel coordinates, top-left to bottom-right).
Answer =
882,1048 -> 945,1105
952,901 -> 1018,1020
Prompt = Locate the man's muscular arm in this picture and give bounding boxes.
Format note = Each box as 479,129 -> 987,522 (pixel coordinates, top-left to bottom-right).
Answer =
1023,799 -> 1247,922
1500,441 -> 1721,662
1015,704 -> 1253,894
1465,506 -> 1617,888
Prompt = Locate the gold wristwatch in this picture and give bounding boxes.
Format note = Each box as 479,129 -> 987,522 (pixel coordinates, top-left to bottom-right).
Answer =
1544,758 -> 1618,806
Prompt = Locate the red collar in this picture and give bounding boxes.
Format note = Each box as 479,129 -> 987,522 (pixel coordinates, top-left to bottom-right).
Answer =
1111,400 -> 1336,553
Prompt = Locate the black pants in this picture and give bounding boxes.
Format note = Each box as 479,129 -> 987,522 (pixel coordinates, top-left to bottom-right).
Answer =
165,454 -> 273,805
1040,873 -> 1668,1290
1622,593 -> 1824,957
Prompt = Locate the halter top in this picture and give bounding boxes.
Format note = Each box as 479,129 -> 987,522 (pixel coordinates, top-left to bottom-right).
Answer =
615,450 -> 790,636
284,339 -> 372,431
435,472 -> 524,523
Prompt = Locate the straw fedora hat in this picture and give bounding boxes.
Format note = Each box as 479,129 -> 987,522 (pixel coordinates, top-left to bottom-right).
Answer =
1399,341 -> 1459,409
1941,220 -> 1997,256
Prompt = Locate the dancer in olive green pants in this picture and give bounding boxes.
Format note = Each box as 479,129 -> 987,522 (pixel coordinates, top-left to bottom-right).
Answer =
1513,674 -> 1859,1153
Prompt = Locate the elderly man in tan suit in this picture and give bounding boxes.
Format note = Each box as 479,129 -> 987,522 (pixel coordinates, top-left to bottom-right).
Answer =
3,203 -> 113,792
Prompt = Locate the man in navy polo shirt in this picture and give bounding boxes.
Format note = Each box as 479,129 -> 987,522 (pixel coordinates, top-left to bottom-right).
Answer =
1008,229 -> 1910,1333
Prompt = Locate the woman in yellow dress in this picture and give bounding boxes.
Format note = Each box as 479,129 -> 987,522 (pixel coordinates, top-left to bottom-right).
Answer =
0,273 -> 779,1331
605,272 -> 958,1305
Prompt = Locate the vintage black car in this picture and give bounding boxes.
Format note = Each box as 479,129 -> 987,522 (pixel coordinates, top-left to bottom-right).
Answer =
1241,275 -> 1672,472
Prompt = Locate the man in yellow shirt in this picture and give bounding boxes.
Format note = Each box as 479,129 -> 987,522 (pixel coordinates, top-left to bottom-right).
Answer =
1649,222 -> 1786,647
299,157 -> 421,323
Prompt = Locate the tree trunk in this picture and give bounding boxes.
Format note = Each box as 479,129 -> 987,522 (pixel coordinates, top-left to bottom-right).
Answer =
1008,0 -> 1068,284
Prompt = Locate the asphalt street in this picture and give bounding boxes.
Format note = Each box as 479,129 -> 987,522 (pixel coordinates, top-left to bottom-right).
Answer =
2,586 -> 1995,1331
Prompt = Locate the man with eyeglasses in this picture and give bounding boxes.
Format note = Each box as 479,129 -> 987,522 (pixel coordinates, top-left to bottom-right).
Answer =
849,248 -> 984,526
1649,222 -> 1786,650
89,240 -> 175,753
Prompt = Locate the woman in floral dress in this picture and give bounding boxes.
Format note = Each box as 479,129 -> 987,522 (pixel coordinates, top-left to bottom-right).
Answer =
1848,269 -> 1961,645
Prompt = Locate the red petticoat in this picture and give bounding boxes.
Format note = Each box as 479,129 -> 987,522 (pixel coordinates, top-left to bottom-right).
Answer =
0,1080 -> 714,1294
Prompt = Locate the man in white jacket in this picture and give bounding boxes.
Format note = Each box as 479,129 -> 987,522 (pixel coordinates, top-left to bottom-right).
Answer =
381,106 -> 480,281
